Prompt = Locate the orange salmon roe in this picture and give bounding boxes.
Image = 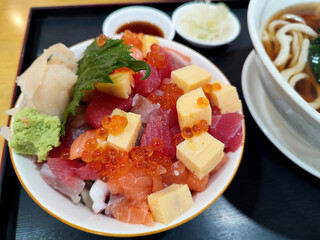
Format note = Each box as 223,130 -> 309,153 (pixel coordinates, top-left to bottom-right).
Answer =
203,84 -> 213,94
95,127 -> 109,140
147,83 -> 184,110
173,133 -> 184,146
181,120 -> 210,140
96,34 -> 109,47
60,148 -> 70,160
212,82 -> 222,91
197,97 -> 210,108
101,116 -> 111,128
151,138 -> 164,152
181,127 -> 193,139
146,44 -> 167,69
121,30 -> 143,50
85,138 -> 98,152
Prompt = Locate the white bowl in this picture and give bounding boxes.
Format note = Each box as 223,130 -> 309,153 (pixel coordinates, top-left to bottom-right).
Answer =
102,6 -> 175,41
10,38 -> 244,236
172,2 -> 241,48
247,0 -> 320,148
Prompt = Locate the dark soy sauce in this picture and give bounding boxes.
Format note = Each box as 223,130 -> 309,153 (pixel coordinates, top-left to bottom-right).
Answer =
116,21 -> 164,37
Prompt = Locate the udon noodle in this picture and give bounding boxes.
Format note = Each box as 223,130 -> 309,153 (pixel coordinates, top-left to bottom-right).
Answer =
262,3 -> 320,110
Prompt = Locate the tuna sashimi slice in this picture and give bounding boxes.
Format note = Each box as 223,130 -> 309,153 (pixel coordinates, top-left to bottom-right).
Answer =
40,163 -> 84,203
133,65 -> 161,97
49,125 -> 74,158
140,115 -> 175,158
47,157 -> 83,189
74,164 -> 99,180
85,90 -> 133,128
208,112 -> 244,152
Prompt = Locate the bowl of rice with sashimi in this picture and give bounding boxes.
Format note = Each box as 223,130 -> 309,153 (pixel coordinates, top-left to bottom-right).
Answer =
2,31 -> 244,236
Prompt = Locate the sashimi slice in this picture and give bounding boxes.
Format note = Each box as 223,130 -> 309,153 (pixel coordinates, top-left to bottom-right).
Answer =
74,164 -> 99,180
107,166 -> 153,201
131,95 -> 160,124
187,173 -> 209,192
47,157 -> 83,189
140,115 -> 175,158
106,197 -> 154,226
70,129 -> 96,160
133,65 -> 161,97
208,112 -> 243,152
85,90 -> 133,128
41,163 -> 84,203
49,125 -> 73,158
161,161 -> 189,186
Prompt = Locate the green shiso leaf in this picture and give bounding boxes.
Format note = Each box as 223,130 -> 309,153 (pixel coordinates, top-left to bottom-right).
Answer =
61,38 -> 151,135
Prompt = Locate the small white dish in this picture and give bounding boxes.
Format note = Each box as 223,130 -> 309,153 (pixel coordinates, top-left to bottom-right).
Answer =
172,2 -> 241,48
242,51 -> 320,178
10,38 -> 244,236
102,6 -> 175,41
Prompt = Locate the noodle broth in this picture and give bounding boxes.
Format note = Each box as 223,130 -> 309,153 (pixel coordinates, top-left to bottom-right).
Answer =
262,3 -> 320,111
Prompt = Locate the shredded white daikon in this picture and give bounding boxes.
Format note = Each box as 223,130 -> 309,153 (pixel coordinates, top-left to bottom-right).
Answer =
178,3 -> 233,42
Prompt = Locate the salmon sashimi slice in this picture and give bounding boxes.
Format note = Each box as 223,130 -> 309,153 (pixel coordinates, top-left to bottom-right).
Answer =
162,160 -> 209,192
187,173 -> 209,192
210,153 -> 229,176
69,129 -> 96,160
161,161 -> 189,186
107,165 -> 164,201
106,196 -> 154,226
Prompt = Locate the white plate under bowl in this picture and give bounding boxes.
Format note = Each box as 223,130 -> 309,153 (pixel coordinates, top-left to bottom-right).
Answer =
10,38 -> 244,236
242,50 -> 320,178
102,6 -> 175,41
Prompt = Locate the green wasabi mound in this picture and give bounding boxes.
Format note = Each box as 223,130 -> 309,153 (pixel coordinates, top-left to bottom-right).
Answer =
9,107 -> 61,162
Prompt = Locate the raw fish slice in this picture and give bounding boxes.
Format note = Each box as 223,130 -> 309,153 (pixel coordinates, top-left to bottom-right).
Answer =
89,179 -> 110,214
40,163 -> 85,204
107,166 -> 154,201
47,157 -> 83,189
133,65 -> 161,97
186,173 -> 209,192
131,95 -> 160,124
74,164 -> 99,180
208,112 -> 243,152
162,161 -> 189,186
49,125 -> 74,158
85,91 -> 133,129
69,129 -> 96,160
140,115 -> 175,158
162,161 -> 208,192
106,196 -> 154,226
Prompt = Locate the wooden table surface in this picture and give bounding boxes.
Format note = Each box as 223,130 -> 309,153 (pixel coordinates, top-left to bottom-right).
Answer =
0,0 -> 169,166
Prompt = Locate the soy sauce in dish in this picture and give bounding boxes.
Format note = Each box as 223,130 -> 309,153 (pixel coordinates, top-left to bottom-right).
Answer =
116,21 -> 164,37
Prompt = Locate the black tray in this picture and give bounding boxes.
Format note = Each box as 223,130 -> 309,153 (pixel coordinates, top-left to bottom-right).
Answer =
2,1 -> 320,239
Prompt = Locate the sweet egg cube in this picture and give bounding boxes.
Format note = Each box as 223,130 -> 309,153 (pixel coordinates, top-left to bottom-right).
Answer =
106,108 -> 141,152
171,65 -> 212,93
207,80 -> 242,114
176,87 -> 211,130
95,71 -> 134,99
148,184 -> 194,225
176,132 -> 224,180
142,35 -> 160,58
